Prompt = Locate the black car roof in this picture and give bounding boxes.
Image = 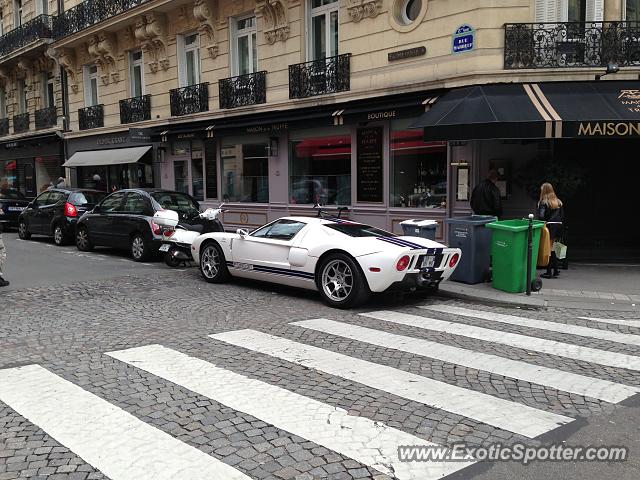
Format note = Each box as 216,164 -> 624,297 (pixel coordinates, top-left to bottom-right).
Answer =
48,188 -> 105,194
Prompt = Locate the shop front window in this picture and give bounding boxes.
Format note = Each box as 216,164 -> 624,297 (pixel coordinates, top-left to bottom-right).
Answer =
627,0 -> 640,20
221,141 -> 269,202
289,131 -> 351,205
174,161 -> 188,194
1,157 -> 59,197
390,122 -> 447,208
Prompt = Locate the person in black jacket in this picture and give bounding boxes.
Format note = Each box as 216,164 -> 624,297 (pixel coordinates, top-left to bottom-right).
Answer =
470,170 -> 503,218
538,182 -> 564,279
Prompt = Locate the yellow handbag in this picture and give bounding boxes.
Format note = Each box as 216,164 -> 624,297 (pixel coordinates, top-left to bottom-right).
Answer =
538,225 -> 551,267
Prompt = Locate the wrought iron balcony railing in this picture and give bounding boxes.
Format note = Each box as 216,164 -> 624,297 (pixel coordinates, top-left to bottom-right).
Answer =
53,0 -> 149,39
119,95 -> 151,124
13,113 -> 30,134
289,53 -> 351,99
504,21 -> 640,69
170,83 -> 209,117
35,106 -> 58,130
0,14 -> 53,58
219,71 -> 267,109
0,118 -> 9,136
79,104 -> 104,130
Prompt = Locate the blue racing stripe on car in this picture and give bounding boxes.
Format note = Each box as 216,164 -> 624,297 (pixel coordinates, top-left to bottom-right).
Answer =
227,262 -> 314,280
377,237 -> 424,250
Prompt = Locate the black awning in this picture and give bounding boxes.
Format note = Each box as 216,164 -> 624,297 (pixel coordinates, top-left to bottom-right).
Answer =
538,81 -> 640,138
411,84 -> 549,141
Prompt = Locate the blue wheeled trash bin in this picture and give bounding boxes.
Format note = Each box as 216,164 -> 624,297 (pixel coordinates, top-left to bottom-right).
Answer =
400,219 -> 438,241
445,215 -> 497,284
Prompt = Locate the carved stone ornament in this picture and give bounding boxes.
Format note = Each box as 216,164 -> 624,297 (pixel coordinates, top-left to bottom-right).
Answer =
135,13 -> 169,73
86,33 -> 119,85
193,0 -> 218,58
15,60 -> 32,85
48,47 -> 79,93
0,67 -> 8,88
347,0 -> 382,22
255,0 -> 289,44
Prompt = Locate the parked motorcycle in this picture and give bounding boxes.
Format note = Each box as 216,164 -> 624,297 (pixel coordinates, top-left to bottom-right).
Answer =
154,205 -> 226,268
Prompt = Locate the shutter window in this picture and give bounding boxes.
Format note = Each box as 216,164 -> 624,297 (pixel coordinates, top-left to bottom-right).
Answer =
535,0 -> 560,23
586,0 -> 604,21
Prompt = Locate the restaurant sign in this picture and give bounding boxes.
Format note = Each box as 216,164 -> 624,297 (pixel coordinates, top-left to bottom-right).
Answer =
356,127 -> 384,203
577,122 -> 640,137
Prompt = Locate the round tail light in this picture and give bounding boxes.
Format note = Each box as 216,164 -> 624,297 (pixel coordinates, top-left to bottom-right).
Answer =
449,253 -> 460,268
396,255 -> 411,272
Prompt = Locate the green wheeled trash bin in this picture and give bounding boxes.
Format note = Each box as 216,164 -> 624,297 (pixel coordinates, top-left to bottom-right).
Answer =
486,219 -> 545,293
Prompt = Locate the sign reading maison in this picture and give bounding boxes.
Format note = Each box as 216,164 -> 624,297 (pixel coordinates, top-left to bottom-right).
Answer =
577,122 -> 640,137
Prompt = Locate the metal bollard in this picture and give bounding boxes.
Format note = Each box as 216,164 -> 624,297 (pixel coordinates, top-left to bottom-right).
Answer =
526,213 -> 533,296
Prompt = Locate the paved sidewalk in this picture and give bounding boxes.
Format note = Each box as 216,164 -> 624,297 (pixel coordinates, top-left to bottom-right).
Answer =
440,264 -> 640,312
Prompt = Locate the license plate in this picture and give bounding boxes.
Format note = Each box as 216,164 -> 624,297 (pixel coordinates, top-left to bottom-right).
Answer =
7,206 -> 25,211
159,244 -> 171,252
422,255 -> 436,268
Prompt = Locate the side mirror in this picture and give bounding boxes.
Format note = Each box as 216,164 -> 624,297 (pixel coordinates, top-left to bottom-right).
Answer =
236,228 -> 249,237
93,205 -> 101,213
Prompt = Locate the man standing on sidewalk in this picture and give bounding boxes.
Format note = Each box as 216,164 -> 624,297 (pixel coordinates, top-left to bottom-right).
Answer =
470,169 -> 503,218
0,222 -> 9,287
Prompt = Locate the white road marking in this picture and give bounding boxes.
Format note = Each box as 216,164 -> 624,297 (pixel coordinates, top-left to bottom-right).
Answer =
360,310 -> 640,371
578,317 -> 640,328
291,319 -> 637,404
107,344 -> 474,480
0,365 -> 250,480
419,305 -> 640,346
422,305 -> 640,347
211,329 -> 572,437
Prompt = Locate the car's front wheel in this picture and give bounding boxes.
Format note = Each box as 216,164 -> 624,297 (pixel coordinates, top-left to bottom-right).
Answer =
130,234 -> 150,262
199,242 -> 230,283
76,226 -> 93,251
317,253 -> 370,309
18,220 -> 31,240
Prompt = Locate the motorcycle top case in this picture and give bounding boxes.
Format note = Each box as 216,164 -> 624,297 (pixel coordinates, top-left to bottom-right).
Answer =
153,209 -> 179,227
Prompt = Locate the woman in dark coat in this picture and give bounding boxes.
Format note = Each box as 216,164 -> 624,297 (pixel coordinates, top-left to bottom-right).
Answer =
538,182 -> 564,279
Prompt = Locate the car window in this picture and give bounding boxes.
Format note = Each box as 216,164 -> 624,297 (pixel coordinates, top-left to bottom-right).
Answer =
150,192 -> 199,216
325,223 -> 395,238
0,189 -> 25,200
47,192 -> 65,205
251,220 -> 306,241
122,193 -> 148,215
99,192 -> 125,213
33,192 -> 51,206
69,191 -> 106,205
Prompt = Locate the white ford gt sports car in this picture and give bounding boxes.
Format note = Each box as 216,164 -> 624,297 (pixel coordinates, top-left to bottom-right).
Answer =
192,217 -> 461,308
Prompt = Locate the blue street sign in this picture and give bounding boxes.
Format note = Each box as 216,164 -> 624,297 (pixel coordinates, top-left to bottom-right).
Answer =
453,24 -> 476,54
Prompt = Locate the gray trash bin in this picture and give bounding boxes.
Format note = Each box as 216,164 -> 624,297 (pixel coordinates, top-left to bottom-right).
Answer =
445,215 -> 497,284
400,219 -> 438,241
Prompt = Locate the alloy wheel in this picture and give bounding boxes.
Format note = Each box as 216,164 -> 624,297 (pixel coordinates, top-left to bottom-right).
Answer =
201,245 -> 220,279
321,259 -> 354,302
131,236 -> 145,260
54,226 -> 63,245
18,222 -> 27,238
77,229 -> 89,249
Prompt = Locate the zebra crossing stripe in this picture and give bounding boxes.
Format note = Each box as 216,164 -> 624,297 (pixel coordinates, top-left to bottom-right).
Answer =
211,329 -> 573,437
360,310 -> 640,371
578,317 -> 640,329
422,305 -> 640,347
292,319 -> 637,404
107,344 -> 475,480
0,365 -> 251,480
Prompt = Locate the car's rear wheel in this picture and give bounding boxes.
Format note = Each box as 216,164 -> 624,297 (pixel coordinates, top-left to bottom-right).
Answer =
317,253 -> 370,309
18,220 -> 31,240
53,224 -> 66,246
76,226 -> 93,251
131,234 -> 150,262
200,242 -> 229,283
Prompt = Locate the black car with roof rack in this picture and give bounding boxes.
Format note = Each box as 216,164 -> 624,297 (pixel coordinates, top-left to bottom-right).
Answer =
18,188 -> 107,246
75,188 -> 201,261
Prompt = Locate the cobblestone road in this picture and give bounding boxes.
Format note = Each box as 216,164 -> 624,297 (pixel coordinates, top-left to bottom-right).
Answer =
1,235 -> 639,480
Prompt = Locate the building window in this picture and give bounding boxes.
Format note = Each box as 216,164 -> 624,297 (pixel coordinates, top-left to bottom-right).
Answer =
43,73 -> 55,108
170,139 -> 207,201
231,15 -> 257,76
390,121 -> 447,208
83,65 -> 99,106
178,33 -> 201,87
567,0 -> 587,22
308,0 -> 339,60
17,79 -> 27,113
289,130 -> 351,205
0,10 -> 4,36
36,0 -> 48,15
13,0 -> 22,27
129,50 -> 144,97
0,87 -> 6,118
221,141 -> 269,203
626,0 -> 640,20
